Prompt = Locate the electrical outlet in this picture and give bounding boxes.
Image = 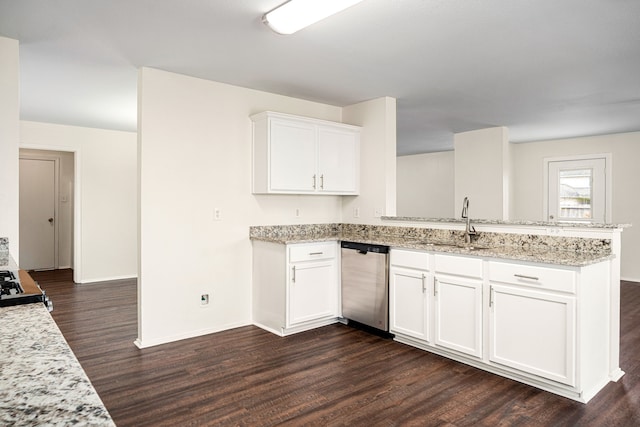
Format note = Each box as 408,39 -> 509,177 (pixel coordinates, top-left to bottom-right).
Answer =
214,208 -> 222,221
295,208 -> 301,217
353,207 -> 360,218
200,293 -> 210,306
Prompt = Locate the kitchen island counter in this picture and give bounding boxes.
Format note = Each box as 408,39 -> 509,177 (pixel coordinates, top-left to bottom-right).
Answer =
0,303 -> 115,426
249,224 -> 614,267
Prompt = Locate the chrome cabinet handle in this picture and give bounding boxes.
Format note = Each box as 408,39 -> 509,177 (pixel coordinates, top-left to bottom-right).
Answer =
292,266 -> 296,283
434,277 -> 438,296
312,174 -> 316,189
514,274 -> 539,281
309,252 -> 323,256
421,273 -> 426,293
490,285 -> 494,307
320,174 -> 324,190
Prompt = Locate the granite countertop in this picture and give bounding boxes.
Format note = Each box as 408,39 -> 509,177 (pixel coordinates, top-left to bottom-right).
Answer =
250,231 -> 613,267
381,216 -> 632,229
0,303 -> 115,426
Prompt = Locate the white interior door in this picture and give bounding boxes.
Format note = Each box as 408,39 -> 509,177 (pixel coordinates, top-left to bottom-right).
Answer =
19,158 -> 57,270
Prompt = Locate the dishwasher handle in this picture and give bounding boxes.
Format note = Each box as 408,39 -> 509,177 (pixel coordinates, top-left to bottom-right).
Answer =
341,241 -> 389,254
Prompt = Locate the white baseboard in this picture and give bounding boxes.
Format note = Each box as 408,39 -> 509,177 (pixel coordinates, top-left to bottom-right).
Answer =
78,275 -> 137,284
134,320 -> 251,349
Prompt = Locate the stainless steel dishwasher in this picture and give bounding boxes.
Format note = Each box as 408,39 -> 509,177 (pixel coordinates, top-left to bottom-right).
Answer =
341,241 -> 390,332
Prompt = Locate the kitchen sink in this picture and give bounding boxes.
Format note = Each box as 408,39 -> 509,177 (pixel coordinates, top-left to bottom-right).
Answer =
455,243 -> 492,251
412,240 -> 493,251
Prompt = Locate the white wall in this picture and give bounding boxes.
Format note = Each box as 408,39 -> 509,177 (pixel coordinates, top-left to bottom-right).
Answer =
511,131 -> 640,281
454,127 -> 509,219
396,151 -> 455,218
19,149 -> 75,268
138,68 -> 336,347
20,121 -> 137,283
0,37 -> 20,258
342,97 -> 397,222
137,68 -> 397,347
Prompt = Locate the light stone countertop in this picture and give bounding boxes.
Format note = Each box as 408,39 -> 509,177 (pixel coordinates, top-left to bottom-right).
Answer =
250,231 -> 613,267
381,216 -> 631,229
0,303 -> 115,426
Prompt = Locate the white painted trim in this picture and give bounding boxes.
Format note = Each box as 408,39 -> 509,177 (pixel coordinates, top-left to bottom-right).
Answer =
77,274 -> 137,284
19,142 -> 82,283
133,320 -> 251,349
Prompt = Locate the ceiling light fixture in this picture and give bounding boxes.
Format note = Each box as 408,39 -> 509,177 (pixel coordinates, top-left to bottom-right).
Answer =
263,0 -> 364,35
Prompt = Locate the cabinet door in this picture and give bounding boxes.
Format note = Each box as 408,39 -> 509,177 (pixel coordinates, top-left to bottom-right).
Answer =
389,267 -> 430,342
489,284 -> 576,386
269,119 -> 316,192
317,126 -> 359,194
288,260 -> 337,326
434,275 -> 482,358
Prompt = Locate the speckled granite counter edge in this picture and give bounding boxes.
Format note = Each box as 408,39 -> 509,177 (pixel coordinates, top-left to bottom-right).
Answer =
381,216 -> 631,229
0,303 -> 116,426
0,237 -> 9,268
250,223 -> 613,267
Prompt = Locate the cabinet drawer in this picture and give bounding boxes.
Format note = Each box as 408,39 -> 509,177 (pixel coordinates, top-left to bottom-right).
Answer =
489,261 -> 576,293
390,249 -> 430,270
434,254 -> 483,279
289,242 -> 337,263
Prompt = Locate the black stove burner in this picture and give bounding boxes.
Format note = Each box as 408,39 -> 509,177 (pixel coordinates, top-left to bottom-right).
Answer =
1,280 -> 23,296
1,270 -> 24,298
0,270 -> 16,281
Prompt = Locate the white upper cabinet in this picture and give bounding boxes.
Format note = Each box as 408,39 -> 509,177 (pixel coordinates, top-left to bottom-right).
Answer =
251,111 -> 360,195
269,119 -> 316,192
317,126 -> 359,194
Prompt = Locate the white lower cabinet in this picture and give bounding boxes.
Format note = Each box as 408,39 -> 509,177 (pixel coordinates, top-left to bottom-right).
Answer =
389,263 -> 430,342
390,249 -> 612,403
288,257 -> 337,327
252,240 -> 340,336
489,283 -> 576,386
434,274 -> 483,358
433,254 -> 483,358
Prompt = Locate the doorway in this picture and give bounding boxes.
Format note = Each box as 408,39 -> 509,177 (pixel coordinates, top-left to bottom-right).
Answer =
19,149 -> 75,271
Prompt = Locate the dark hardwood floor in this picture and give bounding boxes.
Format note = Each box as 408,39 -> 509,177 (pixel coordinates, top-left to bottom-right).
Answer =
31,270 -> 640,426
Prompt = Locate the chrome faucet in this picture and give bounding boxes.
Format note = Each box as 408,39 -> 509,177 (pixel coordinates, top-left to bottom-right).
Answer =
461,197 -> 476,244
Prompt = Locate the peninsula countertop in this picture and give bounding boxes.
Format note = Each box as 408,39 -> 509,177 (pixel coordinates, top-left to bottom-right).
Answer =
0,303 -> 115,426
250,229 -> 613,267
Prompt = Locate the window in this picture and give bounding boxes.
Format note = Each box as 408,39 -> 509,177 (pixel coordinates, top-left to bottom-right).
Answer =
545,155 -> 610,223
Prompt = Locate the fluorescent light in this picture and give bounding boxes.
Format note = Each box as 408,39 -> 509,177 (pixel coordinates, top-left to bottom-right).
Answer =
263,0 -> 364,35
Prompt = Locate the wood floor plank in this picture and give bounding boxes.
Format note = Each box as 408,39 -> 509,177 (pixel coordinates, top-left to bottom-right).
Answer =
30,270 -> 640,427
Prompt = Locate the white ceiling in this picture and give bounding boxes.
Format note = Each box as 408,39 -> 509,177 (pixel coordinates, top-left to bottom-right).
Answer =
1,0 -> 639,155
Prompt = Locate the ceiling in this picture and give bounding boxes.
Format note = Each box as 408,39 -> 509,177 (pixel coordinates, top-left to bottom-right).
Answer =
1,0 -> 639,155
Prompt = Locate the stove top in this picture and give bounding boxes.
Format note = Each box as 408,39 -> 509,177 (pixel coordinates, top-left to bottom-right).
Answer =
1,270 -> 24,296
0,269 -> 48,308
